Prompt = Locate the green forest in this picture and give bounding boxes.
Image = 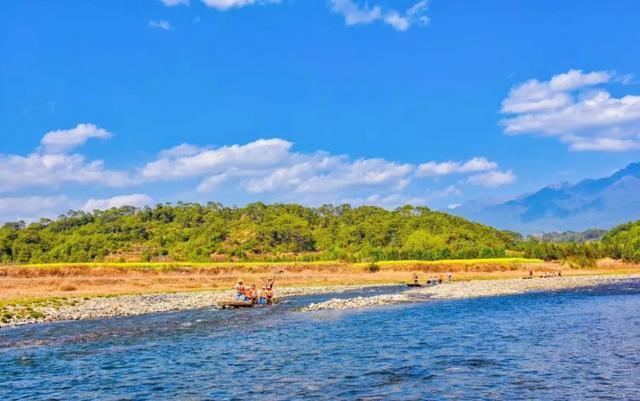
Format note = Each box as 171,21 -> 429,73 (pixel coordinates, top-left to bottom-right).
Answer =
0,202 -> 638,264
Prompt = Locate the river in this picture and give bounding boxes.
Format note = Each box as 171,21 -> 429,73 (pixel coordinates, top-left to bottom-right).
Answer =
1,282 -> 640,400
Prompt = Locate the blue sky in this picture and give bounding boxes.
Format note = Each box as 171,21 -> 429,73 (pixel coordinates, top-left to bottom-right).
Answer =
1,0 -> 640,222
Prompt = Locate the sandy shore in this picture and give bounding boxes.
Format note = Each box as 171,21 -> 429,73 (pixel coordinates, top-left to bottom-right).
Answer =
301,274 -> 640,311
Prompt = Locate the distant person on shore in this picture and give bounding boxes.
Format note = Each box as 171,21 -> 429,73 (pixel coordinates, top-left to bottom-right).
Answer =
529,269 -> 533,278
447,271 -> 452,282
412,272 -> 419,285
558,270 -> 562,277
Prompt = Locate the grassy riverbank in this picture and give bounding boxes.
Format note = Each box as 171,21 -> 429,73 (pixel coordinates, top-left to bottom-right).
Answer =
1,258 -> 639,326
0,257 -> 543,301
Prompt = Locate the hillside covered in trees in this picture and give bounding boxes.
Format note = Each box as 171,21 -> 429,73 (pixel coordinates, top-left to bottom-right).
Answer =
0,203 -> 520,264
602,221 -> 640,262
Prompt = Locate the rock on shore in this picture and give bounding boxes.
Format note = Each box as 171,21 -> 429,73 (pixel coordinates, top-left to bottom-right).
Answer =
300,275 -> 640,312
0,284 -> 388,328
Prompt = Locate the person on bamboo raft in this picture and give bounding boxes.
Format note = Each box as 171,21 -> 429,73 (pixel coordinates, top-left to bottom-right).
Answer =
235,280 -> 247,301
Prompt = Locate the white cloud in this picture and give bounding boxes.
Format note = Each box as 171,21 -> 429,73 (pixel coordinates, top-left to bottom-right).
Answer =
82,194 -> 153,211
501,69 -> 640,152
427,185 -> 462,199
200,0 -> 280,11
148,20 -> 173,30
40,123 -> 112,154
467,170 -> 517,188
0,151 -> 132,192
568,137 -> 640,152
330,0 -> 381,25
330,0 -> 429,31
162,0 -> 190,6
0,124 -> 132,193
296,158 -> 414,194
417,157 -> 497,177
142,138 -> 293,179
340,193 -> 427,208
144,139 -> 416,196
1,125 -> 517,222
0,196 -> 69,223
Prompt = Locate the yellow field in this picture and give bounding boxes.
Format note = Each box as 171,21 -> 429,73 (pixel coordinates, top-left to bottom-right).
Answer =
14,257 -> 543,271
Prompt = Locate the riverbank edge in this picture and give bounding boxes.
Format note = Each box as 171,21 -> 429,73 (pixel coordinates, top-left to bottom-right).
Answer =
0,283 -> 396,329
300,274 -> 640,311
2,274 -> 639,328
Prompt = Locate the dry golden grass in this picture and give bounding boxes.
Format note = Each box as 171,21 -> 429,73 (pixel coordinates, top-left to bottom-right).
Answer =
0,259 -> 638,304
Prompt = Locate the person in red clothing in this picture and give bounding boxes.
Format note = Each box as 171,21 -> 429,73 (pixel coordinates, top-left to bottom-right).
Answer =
234,280 -> 246,301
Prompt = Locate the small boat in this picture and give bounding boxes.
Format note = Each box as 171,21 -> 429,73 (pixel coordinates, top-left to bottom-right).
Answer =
406,283 -> 423,287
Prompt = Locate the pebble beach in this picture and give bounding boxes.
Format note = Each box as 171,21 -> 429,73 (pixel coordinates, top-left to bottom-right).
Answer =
301,275 -> 640,311
2,275 -> 639,328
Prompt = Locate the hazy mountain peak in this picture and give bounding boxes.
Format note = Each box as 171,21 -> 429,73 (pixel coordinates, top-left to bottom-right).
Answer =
450,162 -> 640,234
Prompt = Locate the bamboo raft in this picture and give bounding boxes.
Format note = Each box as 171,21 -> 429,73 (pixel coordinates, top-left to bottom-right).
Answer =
217,298 -> 278,309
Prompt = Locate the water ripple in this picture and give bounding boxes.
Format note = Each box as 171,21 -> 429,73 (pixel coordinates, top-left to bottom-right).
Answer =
1,282 -> 640,400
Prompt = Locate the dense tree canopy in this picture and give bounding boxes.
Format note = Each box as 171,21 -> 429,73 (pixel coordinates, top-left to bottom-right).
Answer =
602,221 -> 640,262
0,203 -> 519,264
1,202 -> 637,264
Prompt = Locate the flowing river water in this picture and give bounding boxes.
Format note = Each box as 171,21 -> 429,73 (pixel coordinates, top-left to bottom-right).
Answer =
1,282 -> 640,400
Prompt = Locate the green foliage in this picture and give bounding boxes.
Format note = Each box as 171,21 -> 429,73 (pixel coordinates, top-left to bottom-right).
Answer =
561,254 -> 597,269
0,203 -> 518,263
517,238 -> 605,261
602,221 -> 640,262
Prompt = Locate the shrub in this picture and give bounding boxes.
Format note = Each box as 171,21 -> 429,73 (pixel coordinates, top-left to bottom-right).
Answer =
367,262 -> 380,273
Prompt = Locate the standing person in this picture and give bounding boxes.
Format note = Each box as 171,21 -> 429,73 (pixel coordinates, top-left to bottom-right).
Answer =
446,271 -> 452,282
234,280 -> 245,301
412,272 -> 419,285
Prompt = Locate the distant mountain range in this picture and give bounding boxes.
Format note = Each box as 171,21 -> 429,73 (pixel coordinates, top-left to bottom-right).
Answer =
449,162 -> 640,234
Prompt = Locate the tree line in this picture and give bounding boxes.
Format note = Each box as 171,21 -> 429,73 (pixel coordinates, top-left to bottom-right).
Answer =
0,202 -> 637,264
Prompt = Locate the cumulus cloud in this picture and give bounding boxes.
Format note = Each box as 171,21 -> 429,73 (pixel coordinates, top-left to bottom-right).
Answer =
330,0 -> 429,31
417,157 -> 497,177
0,150 -> 132,192
200,0 -> 280,10
81,194 -> 153,211
0,196 -> 69,223
142,139 -> 416,195
467,170 -> 517,188
1,124 -> 517,222
141,138 -> 515,198
142,138 -> 294,179
295,158 -> 414,194
40,123 -> 112,154
0,124 -> 131,193
148,20 -> 173,30
501,69 -> 640,152
340,193 -> 428,208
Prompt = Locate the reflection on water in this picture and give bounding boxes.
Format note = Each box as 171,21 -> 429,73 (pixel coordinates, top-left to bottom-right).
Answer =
1,282 -> 640,400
